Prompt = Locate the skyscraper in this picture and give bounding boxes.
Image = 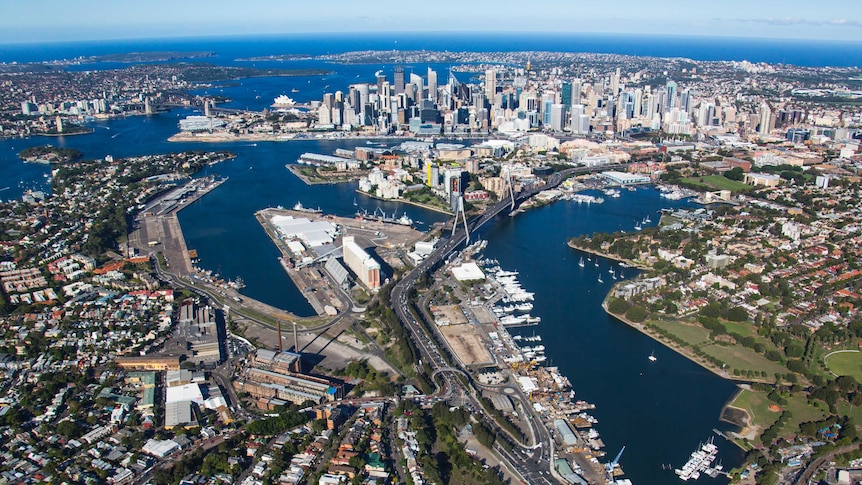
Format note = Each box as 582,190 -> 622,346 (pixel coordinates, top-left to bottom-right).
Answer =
561,81 -> 573,107
410,73 -> 423,102
665,80 -> 678,112
427,68 -> 437,102
394,67 -> 405,95
572,79 -> 582,106
485,68 -> 496,101
758,102 -> 772,135
550,104 -> 566,132
610,68 -> 620,95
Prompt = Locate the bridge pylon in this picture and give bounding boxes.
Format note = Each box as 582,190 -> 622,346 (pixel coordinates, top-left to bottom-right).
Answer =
451,195 -> 470,244
502,166 -> 515,211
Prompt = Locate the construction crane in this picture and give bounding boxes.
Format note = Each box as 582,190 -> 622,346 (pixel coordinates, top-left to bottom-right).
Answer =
606,446 -> 625,477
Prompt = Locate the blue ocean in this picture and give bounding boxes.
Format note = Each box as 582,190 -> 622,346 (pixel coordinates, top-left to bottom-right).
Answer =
0,32 -> 860,67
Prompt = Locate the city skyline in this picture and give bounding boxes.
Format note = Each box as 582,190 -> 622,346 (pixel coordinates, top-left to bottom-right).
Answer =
2,0 -> 862,44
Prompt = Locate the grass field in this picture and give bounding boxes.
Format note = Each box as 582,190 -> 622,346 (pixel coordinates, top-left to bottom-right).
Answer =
681,175 -> 751,193
723,321 -> 759,339
825,350 -> 862,380
700,342 -> 790,377
649,319 -> 710,346
731,389 -> 828,445
730,389 -> 780,433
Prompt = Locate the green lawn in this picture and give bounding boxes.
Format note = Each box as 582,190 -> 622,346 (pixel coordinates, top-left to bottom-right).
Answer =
824,350 -> 862,380
681,175 -> 751,193
649,319 -> 710,346
730,389 -> 828,445
723,321 -> 758,339
700,342 -> 790,377
730,389 -> 780,432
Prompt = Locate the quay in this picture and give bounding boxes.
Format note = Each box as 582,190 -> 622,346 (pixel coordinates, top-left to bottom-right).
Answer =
129,177 -> 309,327
255,206 -> 427,316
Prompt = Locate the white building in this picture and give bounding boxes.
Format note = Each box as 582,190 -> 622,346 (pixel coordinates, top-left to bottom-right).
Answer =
342,236 -> 381,290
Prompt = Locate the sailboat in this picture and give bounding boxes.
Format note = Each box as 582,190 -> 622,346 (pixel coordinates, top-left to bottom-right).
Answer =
648,351 -> 657,362
579,257 -> 585,268
598,274 -> 604,283
611,269 -> 617,280
353,197 -> 358,206
635,220 -> 642,231
594,260 -> 599,267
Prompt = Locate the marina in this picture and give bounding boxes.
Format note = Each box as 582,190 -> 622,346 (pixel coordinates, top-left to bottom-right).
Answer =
0,58 -> 745,485
675,438 -> 723,481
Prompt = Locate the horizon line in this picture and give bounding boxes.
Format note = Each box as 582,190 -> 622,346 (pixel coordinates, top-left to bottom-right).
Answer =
2,30 -> 862,48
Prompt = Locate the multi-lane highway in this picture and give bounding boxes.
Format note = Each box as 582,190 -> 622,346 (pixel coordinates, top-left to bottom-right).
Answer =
389,164 -> 631,483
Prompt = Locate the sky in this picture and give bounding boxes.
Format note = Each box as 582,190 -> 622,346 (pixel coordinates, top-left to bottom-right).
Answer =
2,0 -> 861,44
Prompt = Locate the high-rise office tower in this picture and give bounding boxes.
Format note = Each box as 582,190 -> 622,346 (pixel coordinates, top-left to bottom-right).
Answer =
376,74 -> 386,99
633,89 -> 643,118
758,102 -> 772,135
427,68 -> 438,102
561,81 -> 573,107
665,80 -> 678,112
394,67 -> 405,95
680,89 -> 691,114
550,104 -> 566,131
610,68 -> 620,95
485,68 -> 496,101
572,79 -> 582,106
410,73 -> 423,102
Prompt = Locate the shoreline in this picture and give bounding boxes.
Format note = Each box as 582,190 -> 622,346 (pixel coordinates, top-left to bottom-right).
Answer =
567,240 -> 652,270
356,189 -> 454,215
600,287 -> 768,451
286,164 -> 364,186
253,210 -> 330,317
167,130 -> 492,144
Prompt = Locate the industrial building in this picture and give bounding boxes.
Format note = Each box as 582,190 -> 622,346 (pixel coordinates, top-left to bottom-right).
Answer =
178,301 -> 224,367
250,349 -> 302,374
341,236 -> 381,290
115,355 -> 180,371
235,349 -> 343,408
599,171 -> 651,185
271,215 -> 339,248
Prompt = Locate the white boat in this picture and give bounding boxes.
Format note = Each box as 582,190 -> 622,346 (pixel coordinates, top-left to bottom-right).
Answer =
579,257 -> 585,268
648,351 -> 657,362
293,201 -> 322,214
598,274 -> 603,283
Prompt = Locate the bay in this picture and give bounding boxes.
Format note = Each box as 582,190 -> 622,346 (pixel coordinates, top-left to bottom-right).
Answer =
479,188 -> 745,484
0,35 -> 780,482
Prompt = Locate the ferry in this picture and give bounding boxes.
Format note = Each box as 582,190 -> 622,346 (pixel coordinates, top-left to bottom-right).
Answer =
293,201 -> 322,214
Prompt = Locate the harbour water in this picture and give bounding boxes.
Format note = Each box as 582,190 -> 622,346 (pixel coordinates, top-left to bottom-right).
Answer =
478,188 -> 745,483
0,33 -> 812,481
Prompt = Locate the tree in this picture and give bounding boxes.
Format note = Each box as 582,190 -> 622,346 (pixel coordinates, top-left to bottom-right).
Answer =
56,420 -> 81,438
724,167 -> 744,181
625,306 -> 649,323
727,306 -> 749,322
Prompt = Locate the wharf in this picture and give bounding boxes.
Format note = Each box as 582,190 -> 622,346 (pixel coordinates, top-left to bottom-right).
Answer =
256,206 -> 426,316
286,164 -> 367,185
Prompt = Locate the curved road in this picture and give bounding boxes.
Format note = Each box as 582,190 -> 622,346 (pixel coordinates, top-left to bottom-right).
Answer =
389,164 -> 631,483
